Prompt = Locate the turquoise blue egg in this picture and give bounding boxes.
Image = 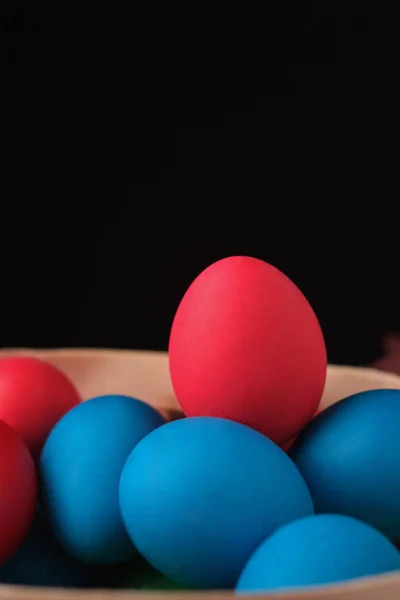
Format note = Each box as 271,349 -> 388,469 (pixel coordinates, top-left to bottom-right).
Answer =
290,389 -> 400,540
236,514 -> 400,592
39,395 -> 166,565
119,416 -> 314,589
0,512 -> 97,587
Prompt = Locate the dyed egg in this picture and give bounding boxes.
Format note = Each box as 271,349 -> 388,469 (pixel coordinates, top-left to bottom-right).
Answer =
0,512 -> 97,587
0,357 -> 81,457
0,421 -> 37,565
290,389 -> 400,540
236,514 -> 400,592
39,395 -> 167,565
169,256 -> 327,444
119,416 -> 314,589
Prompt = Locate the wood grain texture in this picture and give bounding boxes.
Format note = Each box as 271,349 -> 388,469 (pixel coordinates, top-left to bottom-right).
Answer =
0,348 -> 400,599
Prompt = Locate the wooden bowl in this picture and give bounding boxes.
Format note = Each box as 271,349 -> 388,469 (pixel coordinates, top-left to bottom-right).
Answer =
1,348 -> 400,600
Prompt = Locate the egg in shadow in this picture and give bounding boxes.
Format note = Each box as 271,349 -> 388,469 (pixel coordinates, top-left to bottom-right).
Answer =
0,512 -> 99,588
103,554 -> 186,590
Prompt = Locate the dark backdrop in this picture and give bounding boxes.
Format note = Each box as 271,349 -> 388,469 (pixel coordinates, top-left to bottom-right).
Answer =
2,2 -> 399,365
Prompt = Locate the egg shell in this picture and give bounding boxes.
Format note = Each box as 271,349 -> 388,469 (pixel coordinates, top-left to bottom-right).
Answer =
236,514 -> 400,593
290,389 -> 400,540
0,357 -> 81,457
0,421 -> 37,566
39,394 -> 167,565
169,256 -> 327,444
119,416 -> 314,589
0,511 -> 97,588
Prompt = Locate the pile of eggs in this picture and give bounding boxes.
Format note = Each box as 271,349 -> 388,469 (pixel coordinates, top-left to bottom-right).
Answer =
1,255 -> 400,593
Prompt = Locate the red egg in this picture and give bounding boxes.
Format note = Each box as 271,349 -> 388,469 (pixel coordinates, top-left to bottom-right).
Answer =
0,357 -> 81,457
0,421 -> 37,565
169,256 -> 327,444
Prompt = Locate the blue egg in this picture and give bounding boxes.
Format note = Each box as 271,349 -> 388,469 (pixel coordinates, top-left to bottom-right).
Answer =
290,389 -> 400,540
236,514 -> 400,593
0,512 -> 97,588
39,395 -> 166,565
119,416 -> 314,589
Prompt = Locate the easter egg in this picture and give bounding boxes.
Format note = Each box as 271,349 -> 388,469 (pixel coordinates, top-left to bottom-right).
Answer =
290,389 -> 400,540
0,421 -> 37,565
236,514 -> 400,592
119,416 -> 314,589
0,357 -> 81,457
169,256 -> 327,444
0,512 -> 97,587
39,395 -> 167,565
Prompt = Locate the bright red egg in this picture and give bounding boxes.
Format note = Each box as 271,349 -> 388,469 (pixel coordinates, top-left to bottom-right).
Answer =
0,421 -> 37,565
0,357 -> 81,457
169,256 -> 327,444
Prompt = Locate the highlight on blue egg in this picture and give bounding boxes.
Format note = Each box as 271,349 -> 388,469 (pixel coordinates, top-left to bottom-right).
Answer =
39,394 -> 167,565
236,514 -> 400,593
290,389 -> 400,540
119,416 -> 314,590
0,511 -> 97,588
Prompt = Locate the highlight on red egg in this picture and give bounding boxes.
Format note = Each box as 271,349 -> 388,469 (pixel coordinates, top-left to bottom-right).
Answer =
0,357 -> 81,458
169,256 -> 327,445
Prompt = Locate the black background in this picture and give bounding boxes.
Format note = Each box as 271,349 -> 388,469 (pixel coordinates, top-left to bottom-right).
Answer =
2,2 -> 399,365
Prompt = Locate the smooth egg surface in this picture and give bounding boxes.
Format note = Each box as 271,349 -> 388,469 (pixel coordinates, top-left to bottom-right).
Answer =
169,256 -> 327,444
40,395 -> 167,564
236,514 -> 400,593
119,416 -> 314,589
291,389 -> 400,540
